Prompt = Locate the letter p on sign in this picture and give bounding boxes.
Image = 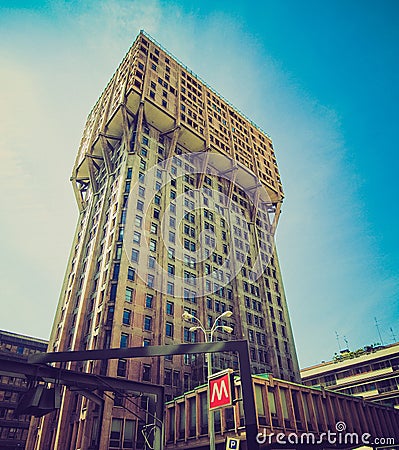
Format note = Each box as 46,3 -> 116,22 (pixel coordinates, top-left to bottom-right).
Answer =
209,369 -> 234,410
226,437 -> 240,449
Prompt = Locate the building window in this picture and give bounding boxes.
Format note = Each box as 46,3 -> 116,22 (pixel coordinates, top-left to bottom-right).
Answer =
137,200 -> 144,211
117,227 -> 124,242
145,294 -> 153,308
133,231 -> 141,244
123,309 -> 131,325
112,263 -> 120,280
169,231 -> 175,243
123,420 -> 134,447
109,284 -> 117,302
168,247 -> 175,260
148,256 -> 156,269
143,364 -> 151,381
125,287 -> 133,303
167,264 -> 175,276
167,282 -> 174,295
183,270 -> 196,285
135,215 -> 142,227
183,327 -> 189,342
117,359 -> 127,377
164,369 -> 172,385
127,267 -> 135,281
166,301 -> 174,315
173,370 -> 180,388
153,208 -> 160,219
184,373 -> 190,390
248,330 -> 254,342
138,186 -> 145,197
110,418 -> 123,447
165,322 -> 174,337
120,333 -> 129,348
150,222 -> 158,234
184,224 -> 195,237
184,239 -> 196,251
149,239 -> 157,252
131,249 -> 139,263
184,255 -> 196,269
144,316 -> 152,331
147,274 -> 154,288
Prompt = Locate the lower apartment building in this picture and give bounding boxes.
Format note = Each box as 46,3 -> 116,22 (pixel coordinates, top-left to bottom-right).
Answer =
0,329 -> 48,449
301,342 -> 399,409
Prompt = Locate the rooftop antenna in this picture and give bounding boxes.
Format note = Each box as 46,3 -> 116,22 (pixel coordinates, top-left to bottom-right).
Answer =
374,317 -> 384,346
343,336 -> 349,350
335,331 -> 342,352
390,327 -> 397,343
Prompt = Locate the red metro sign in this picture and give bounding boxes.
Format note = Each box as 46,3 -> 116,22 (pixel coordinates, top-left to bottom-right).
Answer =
209,369 -> 235,410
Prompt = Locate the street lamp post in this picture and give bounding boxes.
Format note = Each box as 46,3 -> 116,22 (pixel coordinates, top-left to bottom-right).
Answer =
182,310 -> 233,450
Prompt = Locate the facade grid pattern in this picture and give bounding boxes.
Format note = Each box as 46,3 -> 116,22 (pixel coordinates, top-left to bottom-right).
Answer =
29,31 -> 300,450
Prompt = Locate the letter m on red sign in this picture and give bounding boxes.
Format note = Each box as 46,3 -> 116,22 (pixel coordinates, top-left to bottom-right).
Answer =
209,370 -> 234,410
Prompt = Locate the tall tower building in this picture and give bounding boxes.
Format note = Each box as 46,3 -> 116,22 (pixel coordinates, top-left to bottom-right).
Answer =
31,31 -> 300,449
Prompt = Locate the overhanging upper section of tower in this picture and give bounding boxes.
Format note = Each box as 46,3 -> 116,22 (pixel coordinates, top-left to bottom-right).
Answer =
72,30 -> 284,216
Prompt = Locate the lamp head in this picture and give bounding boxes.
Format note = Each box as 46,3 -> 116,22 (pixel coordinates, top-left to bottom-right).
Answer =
222,326 -> 234,334
182,311 -> 194,321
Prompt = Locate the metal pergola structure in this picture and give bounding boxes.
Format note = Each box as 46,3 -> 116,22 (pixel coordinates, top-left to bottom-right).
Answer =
0,356 -> 165,448
21,339 -> 258,450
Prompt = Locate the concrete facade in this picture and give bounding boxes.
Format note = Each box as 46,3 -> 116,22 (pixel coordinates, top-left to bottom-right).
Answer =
30,30 -> 300,450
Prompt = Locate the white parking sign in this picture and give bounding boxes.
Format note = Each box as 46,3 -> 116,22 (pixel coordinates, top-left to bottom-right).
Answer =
226,437 -> 240,449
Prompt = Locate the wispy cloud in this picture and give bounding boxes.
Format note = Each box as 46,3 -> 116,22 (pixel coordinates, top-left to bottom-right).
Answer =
0,0 -> 167,338
0,1 -> 397,363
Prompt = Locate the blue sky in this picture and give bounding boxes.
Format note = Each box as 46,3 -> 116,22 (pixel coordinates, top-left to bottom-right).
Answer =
0,0 -> 398,368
